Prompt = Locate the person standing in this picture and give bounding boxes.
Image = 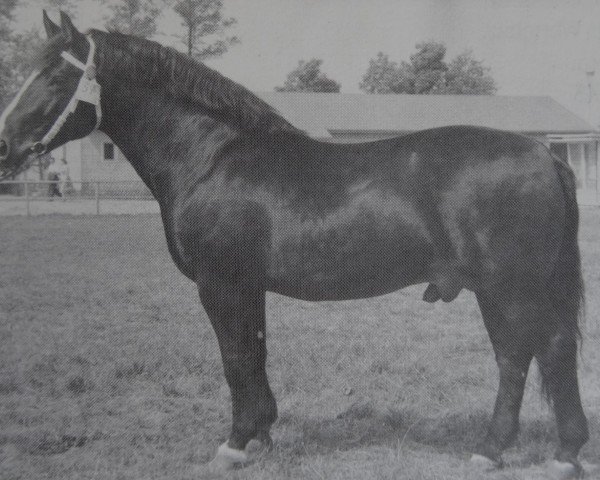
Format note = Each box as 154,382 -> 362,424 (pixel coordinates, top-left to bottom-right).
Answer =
56,158 -> 70,199
46,155 -> 61,199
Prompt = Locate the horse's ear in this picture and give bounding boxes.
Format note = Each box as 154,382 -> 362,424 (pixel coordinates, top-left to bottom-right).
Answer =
43,10 -> 61,38
59,11 -> 84,45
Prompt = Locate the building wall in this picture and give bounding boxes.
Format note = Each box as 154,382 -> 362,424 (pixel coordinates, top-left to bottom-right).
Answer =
80,132 -> 140,183
64,140 -> 81,187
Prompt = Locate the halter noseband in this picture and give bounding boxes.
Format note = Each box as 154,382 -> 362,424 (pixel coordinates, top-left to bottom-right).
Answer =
32,35 -> 102,155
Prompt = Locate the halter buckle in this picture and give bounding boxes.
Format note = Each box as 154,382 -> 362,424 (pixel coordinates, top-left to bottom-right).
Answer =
31,142 -> 47,155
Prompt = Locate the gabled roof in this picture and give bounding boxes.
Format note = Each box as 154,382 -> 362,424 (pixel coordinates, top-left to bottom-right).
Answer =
257,92 -> 595,137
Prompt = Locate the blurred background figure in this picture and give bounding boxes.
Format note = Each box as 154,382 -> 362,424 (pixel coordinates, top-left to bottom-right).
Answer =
57,157 -> 70,199
45,154 -> 61,200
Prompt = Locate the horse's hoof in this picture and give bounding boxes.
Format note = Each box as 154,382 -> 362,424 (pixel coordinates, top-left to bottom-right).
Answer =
245,438 -> 271,462
254,430 -> 274,451
207,442 -> 248,473
470,453 -> 502,471
548,460 -> 584,480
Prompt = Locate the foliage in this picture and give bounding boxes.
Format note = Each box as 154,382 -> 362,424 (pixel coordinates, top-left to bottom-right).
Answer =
171,0 -> 238,60
27,0 -> 77,15
359,53 -> 408,94
410,41 -> 447,93
0,0 -> 19,22
103,0 -> 163,38
444,50 -> 497,95
360,41 -> 496,95
0,2 -> 43,111
275,58 -> 341,93
0,0 -> 19,108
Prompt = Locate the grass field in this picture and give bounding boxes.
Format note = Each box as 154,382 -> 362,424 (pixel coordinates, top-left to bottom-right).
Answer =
0,210 -> 599,480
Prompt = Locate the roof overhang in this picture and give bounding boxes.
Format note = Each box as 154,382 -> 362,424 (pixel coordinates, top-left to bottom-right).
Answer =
547,133 -> 600,142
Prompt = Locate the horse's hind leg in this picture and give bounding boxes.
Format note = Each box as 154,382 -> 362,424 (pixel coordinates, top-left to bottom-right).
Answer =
472,288 -> 537,468
197,279 -> 277,472
536,315 -> 588,477
475,285 -> 588,478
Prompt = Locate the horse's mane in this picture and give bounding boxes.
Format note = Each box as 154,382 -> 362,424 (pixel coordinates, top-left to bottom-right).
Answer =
37,30 -> 301,134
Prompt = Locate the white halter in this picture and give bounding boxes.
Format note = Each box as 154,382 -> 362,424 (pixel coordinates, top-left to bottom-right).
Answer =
33,35 -> 102,154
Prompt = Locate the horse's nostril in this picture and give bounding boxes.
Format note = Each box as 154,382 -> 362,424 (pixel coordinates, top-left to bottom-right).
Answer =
0,139 -> 8,158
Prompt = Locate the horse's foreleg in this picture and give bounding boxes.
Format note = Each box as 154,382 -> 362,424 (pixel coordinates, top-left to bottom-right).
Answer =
197,279 -> 277,472
473,289 -> 535,468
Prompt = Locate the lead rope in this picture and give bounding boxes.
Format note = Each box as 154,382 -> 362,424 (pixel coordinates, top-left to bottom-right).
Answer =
32,35 -> 102,154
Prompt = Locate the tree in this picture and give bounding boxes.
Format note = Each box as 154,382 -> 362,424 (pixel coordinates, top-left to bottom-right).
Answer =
0,1 -> 18,110
0,29 -> 43,100
0,0 -> 19,23
103,0 -> 163,39
360,41 -> 496,95
444,50 -> 496,95
359,52 -> 410,94
172,0 -> 238,60
276,58 -> 341,93
410,41 -> 447,94
0,2 -> 44,110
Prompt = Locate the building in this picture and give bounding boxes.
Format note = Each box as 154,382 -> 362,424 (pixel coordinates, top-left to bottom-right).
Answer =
49,94 -> 600,205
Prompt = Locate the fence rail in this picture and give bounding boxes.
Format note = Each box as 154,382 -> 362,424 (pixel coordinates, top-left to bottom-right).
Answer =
0,180 -> 156,216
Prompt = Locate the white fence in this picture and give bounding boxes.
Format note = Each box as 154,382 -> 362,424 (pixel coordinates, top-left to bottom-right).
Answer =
0,180 -> 157,216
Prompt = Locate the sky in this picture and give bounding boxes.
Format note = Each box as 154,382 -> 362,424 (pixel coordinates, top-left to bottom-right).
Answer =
15,0 -> 600,126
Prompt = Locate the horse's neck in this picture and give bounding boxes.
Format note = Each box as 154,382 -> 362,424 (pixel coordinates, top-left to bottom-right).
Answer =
98,81 -> 235,195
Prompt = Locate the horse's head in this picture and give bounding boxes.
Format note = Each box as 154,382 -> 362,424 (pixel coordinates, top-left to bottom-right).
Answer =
0,11 -> 101,178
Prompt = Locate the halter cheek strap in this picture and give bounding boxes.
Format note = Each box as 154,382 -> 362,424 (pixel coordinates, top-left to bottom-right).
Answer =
34,35 -> 102,154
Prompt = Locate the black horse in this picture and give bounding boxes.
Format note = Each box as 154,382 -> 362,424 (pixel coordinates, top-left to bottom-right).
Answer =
0,12 -> 589,478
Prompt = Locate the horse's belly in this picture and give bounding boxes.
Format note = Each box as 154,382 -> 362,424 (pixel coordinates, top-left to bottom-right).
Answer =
266,217 -> 434,301
267,261 -> 427,301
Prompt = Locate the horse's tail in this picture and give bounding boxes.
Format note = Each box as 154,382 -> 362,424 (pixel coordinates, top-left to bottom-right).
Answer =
540,156 -> 585,399
550,156 -> 585,332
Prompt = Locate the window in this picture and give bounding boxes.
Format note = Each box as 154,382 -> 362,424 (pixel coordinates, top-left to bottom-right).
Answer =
103,142 -> 115,161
